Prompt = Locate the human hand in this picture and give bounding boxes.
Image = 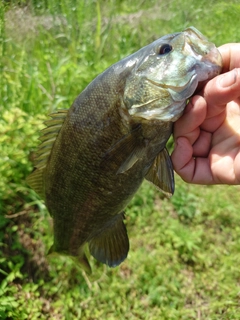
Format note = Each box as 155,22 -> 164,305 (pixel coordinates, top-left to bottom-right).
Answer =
171,44 -> 240,184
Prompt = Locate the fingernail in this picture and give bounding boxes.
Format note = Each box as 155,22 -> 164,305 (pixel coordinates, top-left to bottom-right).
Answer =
219,69 -> 237,88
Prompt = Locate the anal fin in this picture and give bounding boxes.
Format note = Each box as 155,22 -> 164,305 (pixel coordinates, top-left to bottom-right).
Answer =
89,213 -> 129,267
145,148 -> 175,197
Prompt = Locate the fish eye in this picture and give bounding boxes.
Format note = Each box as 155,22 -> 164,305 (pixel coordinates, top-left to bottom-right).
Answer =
158,44 -> 173,55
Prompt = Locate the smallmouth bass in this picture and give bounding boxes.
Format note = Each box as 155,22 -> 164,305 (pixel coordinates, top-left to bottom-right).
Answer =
27,27 -> 222,272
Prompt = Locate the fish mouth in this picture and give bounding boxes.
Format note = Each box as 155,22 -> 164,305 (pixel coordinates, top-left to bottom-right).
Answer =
184,27 -> 223,69
201,44 -> 223,68
201,58 -> 222,79
193,47 -> 223,94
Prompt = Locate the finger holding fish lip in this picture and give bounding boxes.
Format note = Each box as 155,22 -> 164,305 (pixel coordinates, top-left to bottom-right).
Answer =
172,48 -> 240,185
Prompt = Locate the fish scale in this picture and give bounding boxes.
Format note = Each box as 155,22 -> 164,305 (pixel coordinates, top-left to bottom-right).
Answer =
27,27 -> 222,273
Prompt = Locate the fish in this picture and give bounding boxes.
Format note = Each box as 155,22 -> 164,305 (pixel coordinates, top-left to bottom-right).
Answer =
27,26 -> 222,273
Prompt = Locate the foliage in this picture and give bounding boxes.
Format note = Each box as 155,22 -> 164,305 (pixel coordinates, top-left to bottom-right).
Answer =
1,0 -> 240,319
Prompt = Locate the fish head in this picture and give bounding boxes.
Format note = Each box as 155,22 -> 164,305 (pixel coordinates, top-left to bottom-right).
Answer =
124,26 -> 222,121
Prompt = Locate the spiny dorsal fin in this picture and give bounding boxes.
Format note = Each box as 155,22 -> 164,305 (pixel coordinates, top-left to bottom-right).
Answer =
26,109 -> 68,197
26,167 -> 45,198
35,109 -> 68,168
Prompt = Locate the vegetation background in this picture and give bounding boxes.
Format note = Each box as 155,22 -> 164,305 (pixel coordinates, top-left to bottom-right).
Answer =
1,0 -> 240,319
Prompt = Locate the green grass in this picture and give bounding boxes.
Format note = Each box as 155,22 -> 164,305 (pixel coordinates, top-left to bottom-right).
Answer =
1,0 -> 240,318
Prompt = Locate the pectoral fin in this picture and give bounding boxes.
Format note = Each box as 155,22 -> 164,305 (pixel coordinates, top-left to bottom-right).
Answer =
145,148 -> 174,197
116,145 -> 146,174
89,213 -> 129,267
102,124 -> 146,174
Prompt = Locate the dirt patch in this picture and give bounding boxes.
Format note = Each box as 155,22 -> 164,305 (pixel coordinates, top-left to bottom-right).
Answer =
5,6 -> 67,39
4,3 -> 173,40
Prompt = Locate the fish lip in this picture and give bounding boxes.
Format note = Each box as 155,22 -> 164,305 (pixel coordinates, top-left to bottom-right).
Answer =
199,46 -> 223,79
186,49 -> 222,84
188,61 -> 221,81
201,47 -> 223,68
200,60 -> 222,81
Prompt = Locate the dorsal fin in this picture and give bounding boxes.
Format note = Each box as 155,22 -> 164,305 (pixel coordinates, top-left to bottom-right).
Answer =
26,167 -> 46,198
35,109 -> 68,168
26,109 -> 68,197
